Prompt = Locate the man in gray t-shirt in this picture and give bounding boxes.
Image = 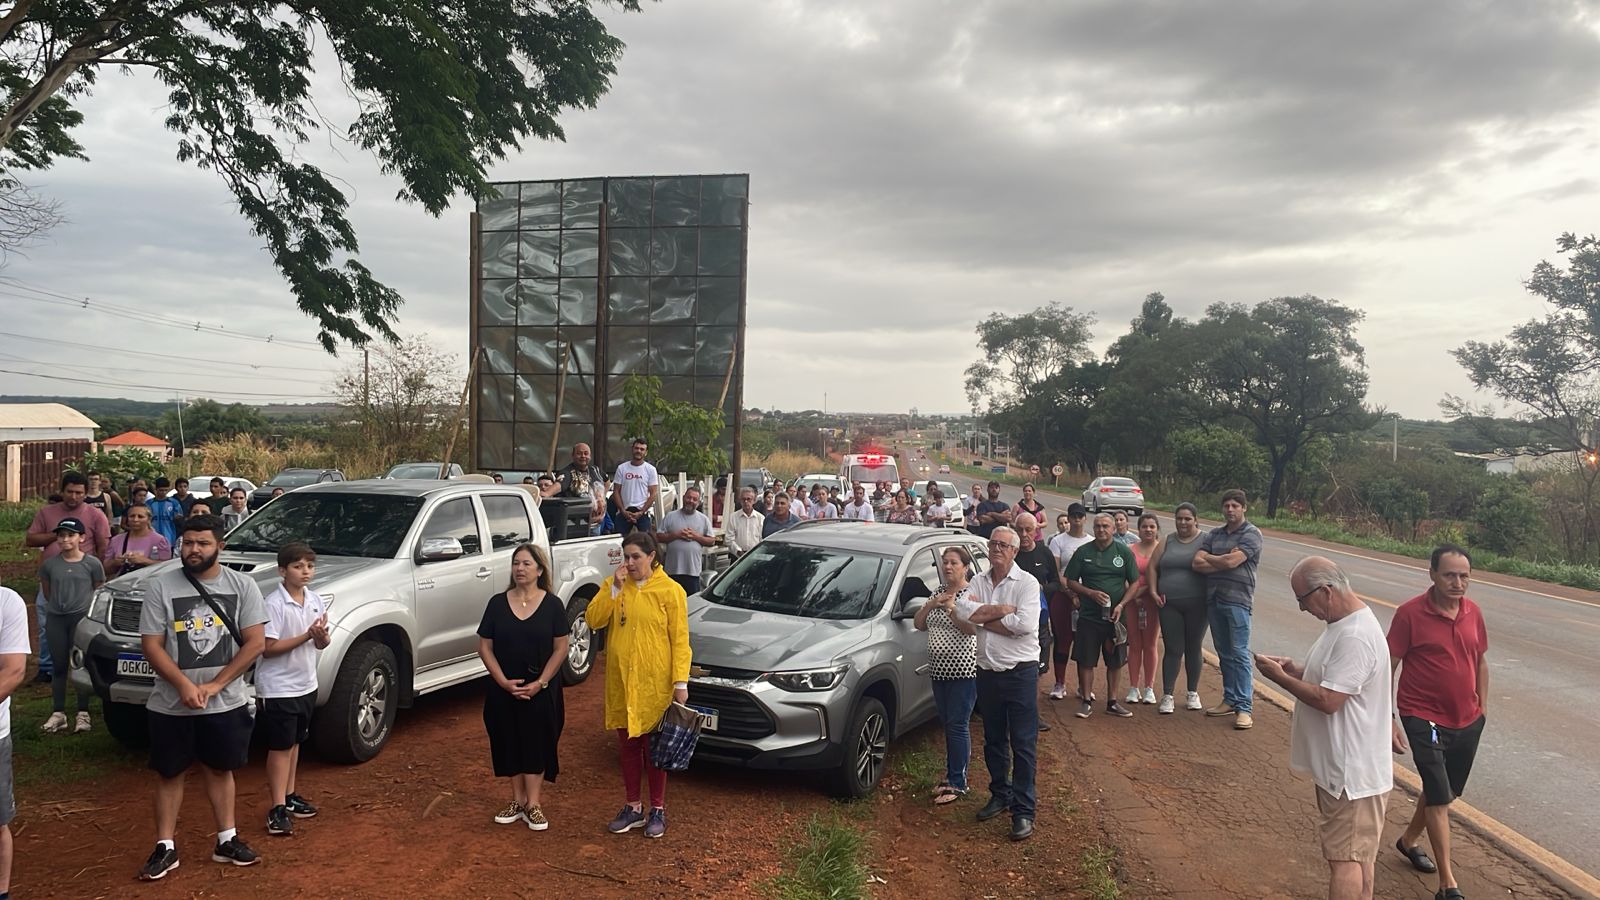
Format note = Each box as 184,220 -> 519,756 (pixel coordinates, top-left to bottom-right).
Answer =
655,486 -> 715,596
135,514 -> 267,880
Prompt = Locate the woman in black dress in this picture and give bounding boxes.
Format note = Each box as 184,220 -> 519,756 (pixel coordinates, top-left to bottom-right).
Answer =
478,543 -> 570,831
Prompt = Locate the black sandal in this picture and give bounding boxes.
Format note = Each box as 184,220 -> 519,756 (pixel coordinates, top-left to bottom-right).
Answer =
1397,837 -> 1437,873
1434,889 -> 1464,900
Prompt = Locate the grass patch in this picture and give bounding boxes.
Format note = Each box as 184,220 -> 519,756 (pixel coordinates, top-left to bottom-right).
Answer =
0,502 -> 43,533
8,683 -> 141,787
889,742 -> 943,799
1079,845 -> 1121,900
1,529 -> 39,599
764,812 -> 875,900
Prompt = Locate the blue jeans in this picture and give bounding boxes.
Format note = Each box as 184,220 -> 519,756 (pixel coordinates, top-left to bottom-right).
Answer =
1208,603 -> 1253,713
975,664 -> 1039,818
35,587 -> 51,675
930,677 -> 977,791
669,574 -> 700,596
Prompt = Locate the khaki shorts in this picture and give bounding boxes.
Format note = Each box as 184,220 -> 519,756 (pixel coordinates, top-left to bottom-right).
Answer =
1315,786 -> 1388,862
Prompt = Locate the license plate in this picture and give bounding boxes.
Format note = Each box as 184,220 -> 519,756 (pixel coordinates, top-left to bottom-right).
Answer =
690,704 -> 719,733
116,653 -> 155,679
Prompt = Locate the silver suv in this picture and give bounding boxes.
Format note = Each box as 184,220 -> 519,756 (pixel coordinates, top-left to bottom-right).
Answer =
685,520 -> 988,797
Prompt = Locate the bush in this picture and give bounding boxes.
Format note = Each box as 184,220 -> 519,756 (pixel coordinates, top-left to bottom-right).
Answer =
1472,477 -> 1542,556
1165,427 -> 1268,497
0,500 -> 44,532
69,447 -> 167,487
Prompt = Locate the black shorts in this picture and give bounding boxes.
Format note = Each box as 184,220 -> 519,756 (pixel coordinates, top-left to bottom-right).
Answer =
148,706 -> 255,779
1073,617 -> 1126,669
1402,714 -> 1486,806
259,692 -> 317,751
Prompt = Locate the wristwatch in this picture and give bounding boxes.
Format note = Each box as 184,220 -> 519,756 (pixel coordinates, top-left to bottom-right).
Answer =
538,679 -> 548,690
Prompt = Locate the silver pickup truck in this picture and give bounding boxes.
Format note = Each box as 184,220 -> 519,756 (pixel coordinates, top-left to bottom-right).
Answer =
71,480 -> 622,762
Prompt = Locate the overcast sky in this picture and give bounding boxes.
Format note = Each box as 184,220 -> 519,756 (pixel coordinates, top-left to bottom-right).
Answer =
3,0 -> 1599,419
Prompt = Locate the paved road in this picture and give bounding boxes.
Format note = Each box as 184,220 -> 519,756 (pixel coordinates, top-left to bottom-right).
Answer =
920,461 -> 1600,878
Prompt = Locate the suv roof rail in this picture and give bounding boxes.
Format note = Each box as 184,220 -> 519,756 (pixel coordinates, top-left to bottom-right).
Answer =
904,528 -> 969,545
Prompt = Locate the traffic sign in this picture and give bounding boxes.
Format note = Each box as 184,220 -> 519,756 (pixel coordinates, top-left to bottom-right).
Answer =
1029,464 -> 1040,475
1051,463 -> 1064,477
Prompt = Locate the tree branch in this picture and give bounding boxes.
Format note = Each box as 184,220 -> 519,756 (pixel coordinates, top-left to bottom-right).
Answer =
0,0 -> 35,45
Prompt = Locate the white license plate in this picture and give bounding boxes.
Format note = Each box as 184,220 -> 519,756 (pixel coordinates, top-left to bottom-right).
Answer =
691,705 -> 719,732
116,654 -> 155,678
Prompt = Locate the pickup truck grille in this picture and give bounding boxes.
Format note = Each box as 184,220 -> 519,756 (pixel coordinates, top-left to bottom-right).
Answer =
110,596 -> 144,635
687,684 -> 776,740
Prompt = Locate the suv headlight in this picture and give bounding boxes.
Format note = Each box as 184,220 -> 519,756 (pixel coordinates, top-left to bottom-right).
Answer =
87,587 -> 112,623
763,665 -> 849,692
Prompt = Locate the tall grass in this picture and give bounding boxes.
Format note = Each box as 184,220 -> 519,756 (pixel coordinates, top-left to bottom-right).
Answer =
761,450 -> 833,482
0,500 -> 44,532
176,435 -> 392,482
763,813 -> 874,900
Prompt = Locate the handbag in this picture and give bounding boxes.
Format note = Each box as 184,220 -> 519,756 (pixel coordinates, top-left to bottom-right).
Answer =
649,700 -> 704,772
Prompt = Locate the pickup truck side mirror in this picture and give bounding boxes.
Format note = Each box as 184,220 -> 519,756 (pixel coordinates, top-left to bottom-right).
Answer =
418,537 -> 465,562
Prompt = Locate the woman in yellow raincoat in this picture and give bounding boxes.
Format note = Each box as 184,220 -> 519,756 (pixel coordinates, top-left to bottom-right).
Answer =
585,531 -> 691,839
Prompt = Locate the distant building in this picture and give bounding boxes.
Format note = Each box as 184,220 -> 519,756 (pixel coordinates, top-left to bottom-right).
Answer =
1456,449 -> 1582,475
0,402 -> 97,443
0,403 -> 98,501
101,430 -> 173,461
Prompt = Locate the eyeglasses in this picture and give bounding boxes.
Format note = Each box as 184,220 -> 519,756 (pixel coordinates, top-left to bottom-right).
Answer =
985,540 -> 1017,551
1294,584 -> 1327,607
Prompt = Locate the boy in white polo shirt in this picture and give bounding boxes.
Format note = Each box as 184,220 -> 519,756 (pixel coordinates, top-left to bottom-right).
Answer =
258,543 -> 330,837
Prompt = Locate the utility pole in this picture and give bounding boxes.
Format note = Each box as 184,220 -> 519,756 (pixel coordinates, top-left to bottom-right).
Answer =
174,395 -> 186,470
1392,413 -> 1400,462
363,347 -> 371,440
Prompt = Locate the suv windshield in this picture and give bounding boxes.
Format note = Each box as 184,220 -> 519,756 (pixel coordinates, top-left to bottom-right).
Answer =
704,542 -> 893,620
268,471 -> 321,487
225,493 -> 423,558
387,464 -> 447,480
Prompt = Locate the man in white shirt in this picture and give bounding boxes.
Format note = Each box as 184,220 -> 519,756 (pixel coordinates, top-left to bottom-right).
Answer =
1256,557 -> 1392,900
610,438 -> 660,537
954,526 -> 1042,842
0,585 -> 32,898
728,488 -> 765,556
841,484 -> 875,522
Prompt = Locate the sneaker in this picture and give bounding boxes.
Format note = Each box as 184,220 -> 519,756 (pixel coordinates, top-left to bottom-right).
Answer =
212,836 -> 260,866
1107,701 -> 1134,718
1158,694 -> 1175,714
494,800 -> 526,825
74,711 -> 92,733
138,844 -> 180,881
1141,687 -> 1158,704
608,805 -> 646,833
267,805 -> 293,837
644,807 -> 667,839
1124,687 -> 1140,704
1186,691 -> 1204,711
1204,701 -> 1236,717
32,669 -> 51,684
285,793 -> 319,818
1234,711 -> 1254,730
41,711 -> 68,733
1074,701 -> 1094,719
1049,684 -> 1067,700
525,805 -> 549,831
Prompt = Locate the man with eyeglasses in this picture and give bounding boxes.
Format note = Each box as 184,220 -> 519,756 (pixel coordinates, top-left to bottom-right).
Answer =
1385,545 -> 1488,900
952,526 -> 1042,842
1255,557 -> 1392,900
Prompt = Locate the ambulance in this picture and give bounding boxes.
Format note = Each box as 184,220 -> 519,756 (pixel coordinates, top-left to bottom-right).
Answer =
838,452 -> 901,494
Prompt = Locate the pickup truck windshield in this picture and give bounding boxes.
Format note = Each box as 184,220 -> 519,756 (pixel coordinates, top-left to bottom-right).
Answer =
387,464 -> 448,480
268,471 -> 322,487
225,493 -> 424,558
704,543 -> 892,619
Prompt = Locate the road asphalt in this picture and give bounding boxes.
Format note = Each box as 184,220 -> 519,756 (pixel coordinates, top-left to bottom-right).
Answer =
915,460 -> 1600,879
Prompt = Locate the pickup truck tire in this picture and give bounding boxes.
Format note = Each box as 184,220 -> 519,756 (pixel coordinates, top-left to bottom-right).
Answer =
102,701 -> 150,748
312,639 -> 399,763
831,696 -> 889,798
562,594 -> 595,685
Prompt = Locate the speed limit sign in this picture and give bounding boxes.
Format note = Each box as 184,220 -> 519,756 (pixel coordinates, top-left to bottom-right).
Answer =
1029,464 -> 1040,476
1051,463 -> 1065,477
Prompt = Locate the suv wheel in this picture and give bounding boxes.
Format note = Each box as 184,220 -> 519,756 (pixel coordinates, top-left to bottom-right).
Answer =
312,639 -> 399,763
102,700 -> 150,747
562,594 -> 595,685
831,696 -> 889,798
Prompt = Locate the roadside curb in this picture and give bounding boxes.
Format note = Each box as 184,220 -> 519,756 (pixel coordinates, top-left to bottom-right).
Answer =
1209,649 -> 1600,899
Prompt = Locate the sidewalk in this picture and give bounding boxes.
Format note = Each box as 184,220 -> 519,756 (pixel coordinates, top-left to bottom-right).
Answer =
1048,659 -> 1580,899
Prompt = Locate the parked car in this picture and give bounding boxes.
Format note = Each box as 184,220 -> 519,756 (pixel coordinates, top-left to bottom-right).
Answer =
73,480 -> 622,762
249,468 -> 346,510
739,467 -> 774,491
685,520 -> 988,797
791,473 -> 845,498
1082,476 -> 1144,515
384,462 -> 465,480
189,474 -> 258,496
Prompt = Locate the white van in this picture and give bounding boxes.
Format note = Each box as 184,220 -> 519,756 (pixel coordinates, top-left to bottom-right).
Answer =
838,452 -> 900,492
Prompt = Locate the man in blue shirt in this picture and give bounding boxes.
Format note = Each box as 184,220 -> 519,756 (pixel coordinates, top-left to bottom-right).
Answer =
145,478 -> 184,547
971,481 -> 1012,540
1193,488 -> 1264,730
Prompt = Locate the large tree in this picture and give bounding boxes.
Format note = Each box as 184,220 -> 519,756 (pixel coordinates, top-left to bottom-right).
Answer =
0,1 -> 638,348
158,396 -> 268,450
963,301 -> 1096,414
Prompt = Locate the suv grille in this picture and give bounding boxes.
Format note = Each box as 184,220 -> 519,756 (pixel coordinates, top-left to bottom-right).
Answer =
110,596 -> 143,635
687,684 -> 776,740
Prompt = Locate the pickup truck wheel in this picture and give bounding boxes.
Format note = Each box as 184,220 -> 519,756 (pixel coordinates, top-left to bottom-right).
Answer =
102,701 -> 150,748
312,640 -> 399,763
831,696 -> 889,799
562,595 -> 595,685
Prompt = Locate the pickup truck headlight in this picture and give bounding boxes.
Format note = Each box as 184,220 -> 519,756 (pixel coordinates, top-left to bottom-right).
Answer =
87,587 -> 112,624
763,665 -> 849,692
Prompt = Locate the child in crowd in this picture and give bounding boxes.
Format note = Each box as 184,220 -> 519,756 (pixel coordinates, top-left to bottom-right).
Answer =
257,543 -> 331,837
38,518 -> 103,733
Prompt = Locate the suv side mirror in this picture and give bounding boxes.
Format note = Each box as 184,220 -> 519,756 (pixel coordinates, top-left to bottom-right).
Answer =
418,537 -> 464,562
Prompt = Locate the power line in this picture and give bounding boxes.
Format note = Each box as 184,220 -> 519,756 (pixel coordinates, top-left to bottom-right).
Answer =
0,350 -> 333,386
0,283 -> 331,352
0,330 -> 340,374
0,367 -> 337,400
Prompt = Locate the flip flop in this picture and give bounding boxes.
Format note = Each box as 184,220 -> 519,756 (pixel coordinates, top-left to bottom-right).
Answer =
932,784 -> 964,805
1397,837 -> 1437,874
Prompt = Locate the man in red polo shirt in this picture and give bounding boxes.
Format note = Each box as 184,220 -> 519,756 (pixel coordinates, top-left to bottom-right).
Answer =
1387,544 -> 1487,900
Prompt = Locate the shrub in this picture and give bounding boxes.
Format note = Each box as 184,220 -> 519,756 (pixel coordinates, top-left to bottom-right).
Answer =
1472,477 -> 1543,557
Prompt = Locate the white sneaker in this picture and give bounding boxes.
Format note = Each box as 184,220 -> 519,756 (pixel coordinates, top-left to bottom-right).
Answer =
1141,687 -> 1158,704
1186,691 -> 1203,711
41,712 -> 69,733
1125,687 -> 1141,705
74,711 -> 92,733
1049,684 -> 1067,700
1158,694 -> 1175,714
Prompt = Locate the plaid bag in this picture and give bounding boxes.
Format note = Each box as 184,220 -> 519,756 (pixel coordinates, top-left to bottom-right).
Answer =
650,701 -> 704,772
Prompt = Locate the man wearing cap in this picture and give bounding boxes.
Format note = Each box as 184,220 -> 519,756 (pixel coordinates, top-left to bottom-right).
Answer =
146,478 -> 183,547
25,472 -> 110,682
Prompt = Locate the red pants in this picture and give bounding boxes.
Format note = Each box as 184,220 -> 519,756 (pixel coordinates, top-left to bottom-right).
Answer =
1048,590 -> 1076,684
618,729 -> 668,809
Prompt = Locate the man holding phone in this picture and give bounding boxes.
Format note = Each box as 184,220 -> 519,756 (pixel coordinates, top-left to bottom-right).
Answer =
1255,557 -> 1391,900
